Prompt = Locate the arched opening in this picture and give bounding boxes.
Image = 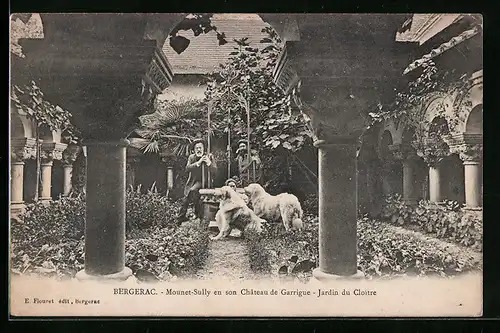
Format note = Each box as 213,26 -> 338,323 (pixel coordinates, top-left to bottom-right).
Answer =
465,104 -> 483,206
465,105 -> 483,134
11,113 -> 26,138
429,116 -> 450,136
23,160 -> 37,202
51,159 -> 65,199
402,127 -> 427,202
39,124 -> 54,142
379,130 -> 402,196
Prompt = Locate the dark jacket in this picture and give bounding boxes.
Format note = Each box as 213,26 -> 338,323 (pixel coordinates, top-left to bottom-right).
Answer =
184,153 -> 217,196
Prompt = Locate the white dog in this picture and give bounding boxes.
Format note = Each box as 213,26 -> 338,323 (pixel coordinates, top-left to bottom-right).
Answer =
244,183 -> 304,231
210,186 -> 266,241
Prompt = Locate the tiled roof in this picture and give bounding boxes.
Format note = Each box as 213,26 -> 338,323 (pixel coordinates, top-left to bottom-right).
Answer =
162,14 -> 272,74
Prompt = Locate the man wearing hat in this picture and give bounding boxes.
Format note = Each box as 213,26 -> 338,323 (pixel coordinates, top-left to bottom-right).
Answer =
177,139 -> 217,224
235,139 -> 261,186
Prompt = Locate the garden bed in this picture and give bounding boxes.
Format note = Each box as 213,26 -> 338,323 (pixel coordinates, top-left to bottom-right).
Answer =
10,191 -> 210,282
245,215 -> 483,283
378,194 -> 483,252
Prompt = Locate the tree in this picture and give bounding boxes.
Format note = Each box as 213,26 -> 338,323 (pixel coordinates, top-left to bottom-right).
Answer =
203,27 -> 313,189
134,97 -> 213,156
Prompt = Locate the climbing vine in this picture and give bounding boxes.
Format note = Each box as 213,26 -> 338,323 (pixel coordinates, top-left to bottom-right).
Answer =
368,16 -> 482,166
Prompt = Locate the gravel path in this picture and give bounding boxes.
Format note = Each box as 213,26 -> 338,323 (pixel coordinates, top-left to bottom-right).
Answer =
195,230 -> 268,281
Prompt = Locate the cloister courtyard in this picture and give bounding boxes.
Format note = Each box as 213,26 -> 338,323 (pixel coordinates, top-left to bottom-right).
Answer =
10,13 -> 483,285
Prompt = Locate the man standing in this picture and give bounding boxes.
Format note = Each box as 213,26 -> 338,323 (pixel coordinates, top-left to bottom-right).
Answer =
177,139 -> 217,224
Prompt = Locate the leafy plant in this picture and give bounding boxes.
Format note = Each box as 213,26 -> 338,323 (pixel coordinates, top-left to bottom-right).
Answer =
125,221 -> 210,281
380,194 -> 482,251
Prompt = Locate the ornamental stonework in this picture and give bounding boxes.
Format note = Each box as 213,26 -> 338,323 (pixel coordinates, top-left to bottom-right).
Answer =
41,143 -> 67,163
453,144 -> 483,163
62,145 -> 81,166
11,138 -> 37,162
11,145 -> 36,162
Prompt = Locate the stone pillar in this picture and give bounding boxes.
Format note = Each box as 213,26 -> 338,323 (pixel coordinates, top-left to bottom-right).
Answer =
312,137 -> 364,280
167,166 -> 174,190
11,138 -> 36,213
61,145 -> 81,196
402,158 -> 417,204
428,163 -> 442,203
39,160 -> 53,200
457,144 -> 483,209
76,139 -> 132,281
11,160 -> 25,204
39,142 -> 66,201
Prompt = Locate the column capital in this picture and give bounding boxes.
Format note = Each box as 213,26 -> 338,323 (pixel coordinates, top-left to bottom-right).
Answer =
41,142 -> 68,164
443,133 -> 483,163
62,144 -> 81,166
11,138 -> 37,162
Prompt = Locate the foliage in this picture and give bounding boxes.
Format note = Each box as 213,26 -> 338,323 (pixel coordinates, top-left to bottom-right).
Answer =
380,194 -> 483,251
11,193 -> 209,280
125,221 -> 210,281
126,186 -> 182,231
12,80 -> 80,143
204,27 -> 312,154
302,193 -> 319,216
10,196 -> 86,279
368,16 -> 482,166
357,217 -> 482,278
246,214 -> 482,282
135,98 -> 207,156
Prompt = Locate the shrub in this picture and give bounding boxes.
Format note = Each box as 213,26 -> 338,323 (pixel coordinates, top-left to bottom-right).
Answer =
357,218 -> 482,279
380,194 -> 483,251
126,188 -> 181,231
125,221 -> 210,281
247,215 -> 482,281
302,193 -> 318,216
11,195 -> 86,247
11,192 -> 206,280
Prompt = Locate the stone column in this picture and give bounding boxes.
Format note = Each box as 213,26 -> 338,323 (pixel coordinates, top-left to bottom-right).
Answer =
62,145 -> 81,196
76,139 -> 132,281
11,139 -> 36,218
457,144 -> 483,209
39,142 -> 66,201
312,137 -> 364,280
167,166 -> 174,190
402,157 -> 418,204
428,163 -> 442,203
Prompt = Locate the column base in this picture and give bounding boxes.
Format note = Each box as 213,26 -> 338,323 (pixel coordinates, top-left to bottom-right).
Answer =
39,197 -> 53,201
75,267 -> 133,282
313,268 -> 365,281
463,206 -> 483,212
403,199 -> 418,206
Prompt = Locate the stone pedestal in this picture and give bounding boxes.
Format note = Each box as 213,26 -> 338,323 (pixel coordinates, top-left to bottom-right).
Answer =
428,164 -> 442,203
76,139 -> 132,280
312,138 -> 364,280
464,161 -> 481,208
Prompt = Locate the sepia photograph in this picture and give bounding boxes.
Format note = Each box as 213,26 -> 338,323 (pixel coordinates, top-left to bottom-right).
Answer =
9,13 -> 483,317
